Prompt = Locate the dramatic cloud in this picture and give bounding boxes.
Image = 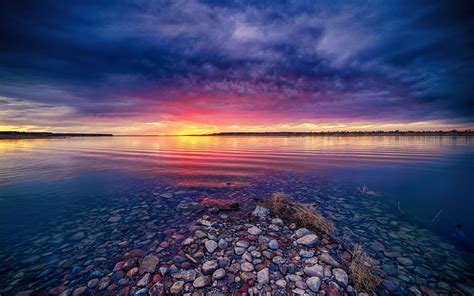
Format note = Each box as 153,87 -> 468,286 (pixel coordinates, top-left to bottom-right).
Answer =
0,0 -> 473,134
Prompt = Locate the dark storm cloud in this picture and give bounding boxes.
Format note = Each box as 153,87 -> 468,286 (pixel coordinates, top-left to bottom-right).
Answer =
0,0 -> 473,125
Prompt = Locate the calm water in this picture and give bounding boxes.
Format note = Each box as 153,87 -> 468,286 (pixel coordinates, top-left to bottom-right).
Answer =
1,136 -> 474,294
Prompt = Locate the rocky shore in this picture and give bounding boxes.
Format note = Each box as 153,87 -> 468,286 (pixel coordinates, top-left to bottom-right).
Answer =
60,205 -> 363,296
2,183 -> 474,296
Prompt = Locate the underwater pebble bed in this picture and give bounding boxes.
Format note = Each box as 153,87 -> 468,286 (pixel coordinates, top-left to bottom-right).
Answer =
0,173 -> 473,295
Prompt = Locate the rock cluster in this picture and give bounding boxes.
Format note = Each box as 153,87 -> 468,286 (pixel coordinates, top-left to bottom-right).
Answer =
110,207 -> 356,295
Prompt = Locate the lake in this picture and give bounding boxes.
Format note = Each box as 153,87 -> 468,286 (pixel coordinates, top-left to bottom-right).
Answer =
0,136 -> 473,294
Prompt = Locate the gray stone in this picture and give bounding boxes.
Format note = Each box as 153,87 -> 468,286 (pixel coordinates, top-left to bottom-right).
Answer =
296,234 -> 319,246
234,247 -> 246,255
252,206 -> 269,217
268,239 -> 279,250
241,262 -> 254,272
248,226 -> 262,235
194,230 -> 207,239
181,237 -> 194,246
272,256 -> 285,264
170,281 -> 184,294
134,288 -> 148,296
98,277 -> 110,290
193,276 -> 211,288
139,255 -> 159,274
271,218 -> 284,226
205,240 -> 218,253
174,270 -> 196,282
87,278 -> 99,288
257,268 -> 270,284
202,260 -> 218,275
299,250 -> 314,258
212,268 -> 226,280
236,240 -> 250,248
137,273 -> 150,287
332,268 -> 348,287
304,265 -> 324,277
218,238 -> 228,249
320,253 -> 340,267
306,277 -> 322,292
295,228 -> 311,237
149,282 -> 164,295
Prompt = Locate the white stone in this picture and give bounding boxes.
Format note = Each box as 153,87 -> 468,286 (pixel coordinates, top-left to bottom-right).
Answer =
296,234 -> 319,246
332,268 -> 348,287
248,226 -> 262,236
205,240 -> 218,253
252,206 -> 269,217
257,268 -> 270,284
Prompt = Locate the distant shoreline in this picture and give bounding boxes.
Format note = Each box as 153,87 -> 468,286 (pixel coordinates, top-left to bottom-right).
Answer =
2,130 -> 474,138
0,132 -> 113,139
200,131 -> 474,137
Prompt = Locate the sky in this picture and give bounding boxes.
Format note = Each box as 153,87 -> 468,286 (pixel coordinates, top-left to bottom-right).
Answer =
0,0 -> 473,135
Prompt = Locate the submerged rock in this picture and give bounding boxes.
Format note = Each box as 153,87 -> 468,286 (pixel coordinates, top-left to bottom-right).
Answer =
252,206 -> 269,217
296,234 -> 319,246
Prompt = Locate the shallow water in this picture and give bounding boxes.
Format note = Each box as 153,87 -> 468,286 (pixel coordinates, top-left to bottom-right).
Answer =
0,136 -> 473,294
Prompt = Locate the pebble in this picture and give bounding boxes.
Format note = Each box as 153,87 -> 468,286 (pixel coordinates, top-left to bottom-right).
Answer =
193,276 -> 211,288
268,239 -> 279,249
257,268 -> 270,284
248,226 -> 262,235
295,228 -> 311,237
320,253 -> 340,267
212,268 -> 225,280
252,206 -> 269,217
139,255 -> 159,274
296,234 -> 319,246
306,276 -> 322,292
299,250 -> 314,258
174,269 -> 196,282
201,260 -> 218,275
241,262 -> 254,272
205,240 -> 218,253
170,281 -> 184,294
276,279 -> 287,287
304,265 -> 324,277
137,273 -> 150,287
332,268 -> 348,287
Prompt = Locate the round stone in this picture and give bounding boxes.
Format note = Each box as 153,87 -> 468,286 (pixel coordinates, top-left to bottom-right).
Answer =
202,261 -> 218,275
299,250 -> 314,258
295,228 -> 311,237
193,276 -> 211,288
170,281 -> 184,294
212,268 -> 226,280
276,279 -> 287,287
304,265 -> 324,277
306,276 -> 322,292
332,268 -> 348,287
234,247 -> 246,255
241,262 -> 254,272
248,226 -> 262,236
296,234 -> 319,246
268,239 -> 279,250
205,240 -> 218,253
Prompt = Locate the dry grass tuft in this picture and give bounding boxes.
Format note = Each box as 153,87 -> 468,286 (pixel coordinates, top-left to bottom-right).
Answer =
349,244 -> 381,292
258,192 -> 335,235
259,193 -> 381,293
